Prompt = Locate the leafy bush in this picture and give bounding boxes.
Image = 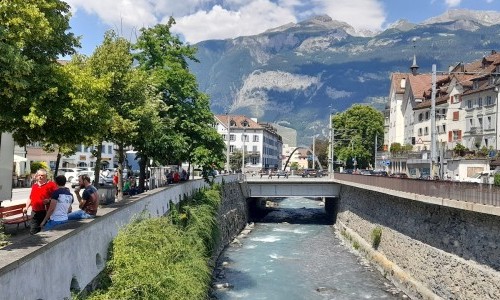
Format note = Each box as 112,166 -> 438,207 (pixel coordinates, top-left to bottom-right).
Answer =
87,185 -> 222,300
494,174 -> 500,186
371,226 -> 382,249
30,161 -> 49,174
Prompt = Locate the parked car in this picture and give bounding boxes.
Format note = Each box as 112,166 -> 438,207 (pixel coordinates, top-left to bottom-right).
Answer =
390,172 -> 409,179
301,169 -> 324,178
360,169 -> 374,176
58,168 -> 81,183
70,171 -> 106,188
372,170 -> 388,176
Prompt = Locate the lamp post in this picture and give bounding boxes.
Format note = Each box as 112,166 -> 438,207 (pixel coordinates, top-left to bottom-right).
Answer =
226,113 -> 231,173
328,112 -> 334,177
242,129 -> 246,176
430,64 -> 437,178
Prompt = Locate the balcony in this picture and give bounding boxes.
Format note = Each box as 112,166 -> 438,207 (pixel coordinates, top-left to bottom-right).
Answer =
247,151 -> 261,157
468,126 -> 483,135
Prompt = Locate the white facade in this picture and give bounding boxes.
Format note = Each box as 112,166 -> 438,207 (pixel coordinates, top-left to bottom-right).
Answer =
388,74 -> 406,147
214,115 -> 283,172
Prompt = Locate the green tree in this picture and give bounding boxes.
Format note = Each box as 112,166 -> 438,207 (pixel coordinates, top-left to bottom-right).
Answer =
0,0 -> 79,145
133,20 -> 225,177
332,104 -> 384,169
87,31 -> 149,199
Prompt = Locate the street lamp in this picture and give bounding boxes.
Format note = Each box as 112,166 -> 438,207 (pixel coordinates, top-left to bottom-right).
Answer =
242,129 -> 246,176
226,113 -> 231,173
328,112 -> 334,177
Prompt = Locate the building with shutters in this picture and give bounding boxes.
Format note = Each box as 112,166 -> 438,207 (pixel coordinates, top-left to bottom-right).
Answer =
386,50 -> 500,178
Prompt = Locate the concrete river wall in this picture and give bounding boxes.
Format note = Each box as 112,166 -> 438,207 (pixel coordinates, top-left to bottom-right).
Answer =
0,175 -> 249,300
336,184 -> 500,300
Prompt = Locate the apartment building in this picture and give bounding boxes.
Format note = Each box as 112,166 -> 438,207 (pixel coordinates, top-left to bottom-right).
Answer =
386,50 -> 500,178
214,115 -> 283,172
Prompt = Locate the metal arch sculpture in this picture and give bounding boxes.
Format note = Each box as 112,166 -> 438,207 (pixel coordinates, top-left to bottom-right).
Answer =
283,146 -> 324,171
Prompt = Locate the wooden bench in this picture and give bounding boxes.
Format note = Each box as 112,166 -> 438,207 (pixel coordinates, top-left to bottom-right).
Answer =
0,204 -> 31,230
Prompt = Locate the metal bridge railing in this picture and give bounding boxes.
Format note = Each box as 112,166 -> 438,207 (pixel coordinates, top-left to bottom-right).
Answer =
334,173 -> 500,207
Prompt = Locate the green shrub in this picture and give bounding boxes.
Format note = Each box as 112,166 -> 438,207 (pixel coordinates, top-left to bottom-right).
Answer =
494,174 -> 500,186
353,241 -> 360,250
371,226 -> 382,249
30,161 -> 49,174
87,185 -> 222,300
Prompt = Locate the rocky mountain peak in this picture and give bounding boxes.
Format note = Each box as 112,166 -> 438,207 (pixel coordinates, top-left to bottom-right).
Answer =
422,9 -> 500,27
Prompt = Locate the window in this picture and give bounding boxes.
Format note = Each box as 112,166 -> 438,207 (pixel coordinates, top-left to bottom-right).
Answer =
108,145 -> 112,154
418,128 -> 422,136
449,130 -> 462,142
467,100 -> 473,109
253,135 -> 259,142
418,113 -> 423,121
222,134 -> 227,141
452,111 -> 459,121
102,145 -> 105,153
442,124 -> 446,133
486,96 -> 493,106
230,120 -> 236,127
485,138 -> 489,147
487,116 -> 492,129
425,111 -> 429,120
424,127 -> 429,135
478,118 -> 483,129
230,134 -> 235,141
229,145 -> 235,153
252,145 -> 258,152
251,157 -> 259,165
478,97 -> 483,107
241,134 -> 249,142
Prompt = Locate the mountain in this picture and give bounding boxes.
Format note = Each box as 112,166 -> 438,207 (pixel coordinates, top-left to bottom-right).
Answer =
189,10 -> 500,145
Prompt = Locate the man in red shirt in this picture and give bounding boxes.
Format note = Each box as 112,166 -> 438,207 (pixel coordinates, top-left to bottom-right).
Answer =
23,169 -> 57,234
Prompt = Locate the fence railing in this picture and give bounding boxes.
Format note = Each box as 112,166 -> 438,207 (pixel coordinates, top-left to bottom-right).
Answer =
334,173 -> 500,207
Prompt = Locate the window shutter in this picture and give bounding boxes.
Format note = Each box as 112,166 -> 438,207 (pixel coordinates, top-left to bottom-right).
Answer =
453,111 -> 459,121
450,95 -> 454,103
458,130 -> 462,140
448,131 -> 452,142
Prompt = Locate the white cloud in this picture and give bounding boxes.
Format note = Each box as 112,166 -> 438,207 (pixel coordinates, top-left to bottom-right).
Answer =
172,1 -> 297,43
66,0 -> 387,44
444,0 -> 462,7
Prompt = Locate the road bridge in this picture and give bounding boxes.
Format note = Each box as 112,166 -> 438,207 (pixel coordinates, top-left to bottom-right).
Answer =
243,176 -> 340,198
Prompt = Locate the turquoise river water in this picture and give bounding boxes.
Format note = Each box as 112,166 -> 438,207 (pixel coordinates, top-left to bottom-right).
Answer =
212,197 -> 408,300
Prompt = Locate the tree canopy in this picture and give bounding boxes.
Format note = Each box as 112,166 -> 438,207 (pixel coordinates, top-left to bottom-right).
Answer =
332,104 -> 384,169
0,0 -> 79,145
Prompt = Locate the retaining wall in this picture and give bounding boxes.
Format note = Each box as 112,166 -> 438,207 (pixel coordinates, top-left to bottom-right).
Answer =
0,175 -> 247,300
337,185 -> 500,300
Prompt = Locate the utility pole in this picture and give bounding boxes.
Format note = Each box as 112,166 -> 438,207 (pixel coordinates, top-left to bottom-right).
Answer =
312,135 -> 316,169
374,134 -> 378,169
430,64 -> 437,178
329,114 -> 334,176
226,113 -> 231,173
242,129 -> 246,175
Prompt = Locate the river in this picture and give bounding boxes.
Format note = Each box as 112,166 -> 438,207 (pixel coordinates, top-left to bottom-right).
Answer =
212,197 -> 408,300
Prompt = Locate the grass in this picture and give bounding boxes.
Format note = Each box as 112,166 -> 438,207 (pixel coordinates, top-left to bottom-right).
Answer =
84,184 -> 222,300
371,226 -> 382,249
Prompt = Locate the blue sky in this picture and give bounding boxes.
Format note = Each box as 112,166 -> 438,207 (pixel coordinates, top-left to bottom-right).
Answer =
65,0 -> 500,56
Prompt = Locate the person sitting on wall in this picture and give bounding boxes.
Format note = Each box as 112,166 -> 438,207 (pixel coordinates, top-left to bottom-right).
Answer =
68,174 -> 99,220
41,175 -> 73,231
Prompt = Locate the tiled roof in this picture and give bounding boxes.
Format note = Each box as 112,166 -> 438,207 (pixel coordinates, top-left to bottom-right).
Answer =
391,73 -> 407,94
215,115 -> 261,129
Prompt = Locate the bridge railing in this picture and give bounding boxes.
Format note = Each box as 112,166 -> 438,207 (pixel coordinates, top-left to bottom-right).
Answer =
334,173 -> 500,207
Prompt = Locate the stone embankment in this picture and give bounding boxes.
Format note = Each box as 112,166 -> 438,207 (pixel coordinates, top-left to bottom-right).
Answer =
336,185 -> 500,300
